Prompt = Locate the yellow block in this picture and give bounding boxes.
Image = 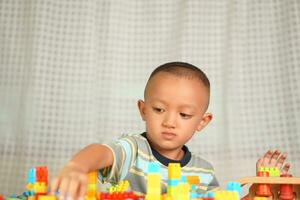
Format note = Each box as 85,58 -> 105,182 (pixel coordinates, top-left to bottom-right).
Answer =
145,194 -> 161,200
147,174 -> 161,195
168,163 -> 181,179
87,184 -> 97,190
215,190 -> 239,200
88,171 -> 97,184
177,183 -> 190,200
254,197 -> 268,200
34,182 -> 47,193
167,185 -> 179,197
38,195 -> 57,200
26,183 -> 33,191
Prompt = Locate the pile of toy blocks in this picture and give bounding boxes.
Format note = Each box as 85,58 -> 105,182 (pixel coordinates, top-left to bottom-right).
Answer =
145,162 -> 242,200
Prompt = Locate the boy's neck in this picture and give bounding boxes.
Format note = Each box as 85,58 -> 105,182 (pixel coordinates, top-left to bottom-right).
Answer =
141,132 -> 192,167
155,147 -> 184,161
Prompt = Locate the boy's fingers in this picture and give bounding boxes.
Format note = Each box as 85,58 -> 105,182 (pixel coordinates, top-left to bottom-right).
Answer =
261,150 -> 273,166
281,163 -> 291,175
68,179 -> 80,200
78,181 -> 87,200
59,177 -> 70,200
275,153 -> 287,169
269,149 -> 281,165
256,157 -> 264,169
50,177 -> 60,194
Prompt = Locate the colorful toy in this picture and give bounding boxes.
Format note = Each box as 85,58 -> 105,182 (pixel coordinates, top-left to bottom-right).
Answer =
236,170 -> 300,200
2,165 -> 300,200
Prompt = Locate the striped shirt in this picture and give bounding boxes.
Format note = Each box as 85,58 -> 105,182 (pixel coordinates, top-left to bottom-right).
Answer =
98,133 -> 219,195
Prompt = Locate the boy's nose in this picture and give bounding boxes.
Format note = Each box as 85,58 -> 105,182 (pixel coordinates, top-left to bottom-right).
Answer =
162,114 -> 176,128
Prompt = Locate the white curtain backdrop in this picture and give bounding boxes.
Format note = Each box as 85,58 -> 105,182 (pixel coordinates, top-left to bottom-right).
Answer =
0,0 -> 299,195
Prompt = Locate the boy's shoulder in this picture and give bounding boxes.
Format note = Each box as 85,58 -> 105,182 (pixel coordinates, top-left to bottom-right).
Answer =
118,133 -> 147,142
186,152 -> 215,172
115,133 -> 149,149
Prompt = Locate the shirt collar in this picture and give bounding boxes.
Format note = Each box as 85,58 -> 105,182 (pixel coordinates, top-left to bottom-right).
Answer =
141,132 -> 191,167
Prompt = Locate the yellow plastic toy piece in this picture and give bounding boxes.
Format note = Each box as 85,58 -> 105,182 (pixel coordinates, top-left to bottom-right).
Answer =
215,190 -> 239,200
145,173 -> 161,200
38,195 -> 57,200
108,180 -> 130,193
26,183 -> 33,191
87,184 -> 97,190
168,163 -> 181,179
84,196 -> 97,200
177,183 -> 190,200
147,174 -> 161,194
161,194 -> 173,200
254,197 -> 268,200
258,167 -> 280,177
87,171 -> 97,184
33,182 -> 47,193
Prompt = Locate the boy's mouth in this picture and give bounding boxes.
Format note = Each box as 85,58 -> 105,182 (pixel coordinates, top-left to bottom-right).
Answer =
161,132 -> 176,140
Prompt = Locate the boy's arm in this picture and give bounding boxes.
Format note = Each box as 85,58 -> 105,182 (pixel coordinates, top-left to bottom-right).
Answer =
51,144 -> 113,200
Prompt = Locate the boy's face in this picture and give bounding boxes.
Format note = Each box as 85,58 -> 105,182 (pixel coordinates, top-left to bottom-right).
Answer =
138,72 -> 212,155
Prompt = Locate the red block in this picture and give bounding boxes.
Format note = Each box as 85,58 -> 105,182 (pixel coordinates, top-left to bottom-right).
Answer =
256,171 -> 272,197
279,174 -> 294,200
36,166 -> 48,184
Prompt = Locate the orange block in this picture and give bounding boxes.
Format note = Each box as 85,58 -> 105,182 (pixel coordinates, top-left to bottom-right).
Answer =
186,176 -> 200,185
88,171 -> 97,184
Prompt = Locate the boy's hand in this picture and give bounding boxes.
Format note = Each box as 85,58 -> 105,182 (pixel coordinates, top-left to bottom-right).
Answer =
51,161 -> 88,200
256,149 -> 290,175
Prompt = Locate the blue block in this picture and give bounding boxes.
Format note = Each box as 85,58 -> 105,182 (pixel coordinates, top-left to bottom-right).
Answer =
190,192 -> 198,199
207,191 -> 215,198
148,162 -> 160,173
167,179 -> 179,186
226,181 -> 241,197
181,176 -> 187,183
27,168 -> 36,183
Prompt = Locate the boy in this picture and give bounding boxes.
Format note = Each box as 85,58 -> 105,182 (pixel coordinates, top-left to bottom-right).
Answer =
51,62 -> 290,200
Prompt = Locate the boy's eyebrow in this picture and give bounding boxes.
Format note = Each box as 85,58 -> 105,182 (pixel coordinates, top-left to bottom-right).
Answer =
149,98 -> 168,105
150,98 -> 197,110
178,104 -> 197,111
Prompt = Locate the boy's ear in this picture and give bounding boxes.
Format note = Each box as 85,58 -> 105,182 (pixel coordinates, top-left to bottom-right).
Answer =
137,99 -> 146,121
196,113 -> 213,131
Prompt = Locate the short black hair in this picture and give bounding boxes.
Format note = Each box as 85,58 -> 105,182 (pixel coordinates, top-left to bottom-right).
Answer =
148,62 -> 210,92
145,62 -> 211,109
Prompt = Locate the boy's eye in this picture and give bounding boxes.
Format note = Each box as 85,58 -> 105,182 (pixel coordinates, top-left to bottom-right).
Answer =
153,107 -> 164,113
180,113 -> 192,119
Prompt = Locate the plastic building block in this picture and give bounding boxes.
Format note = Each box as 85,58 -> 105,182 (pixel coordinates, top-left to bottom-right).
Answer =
226,181 -> 241,198
88,171 -> 97,184
186,176 -> 200,185
279,174 -> 294,200
255,171 -> 272,197
36,166 -> 48,184
34,182 -> 47,194
38,195 -> 57,200
253,197 -> 267,200
214,190 -> 239,200
177,182 -> 190,200
99,191 -> 143,200
108,180 -> 129,193
258,167 -> 280,177
167,163 -> 181,179
145,162 -> 161,200
28,168 -> 36,184
148,162 -> 160,173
